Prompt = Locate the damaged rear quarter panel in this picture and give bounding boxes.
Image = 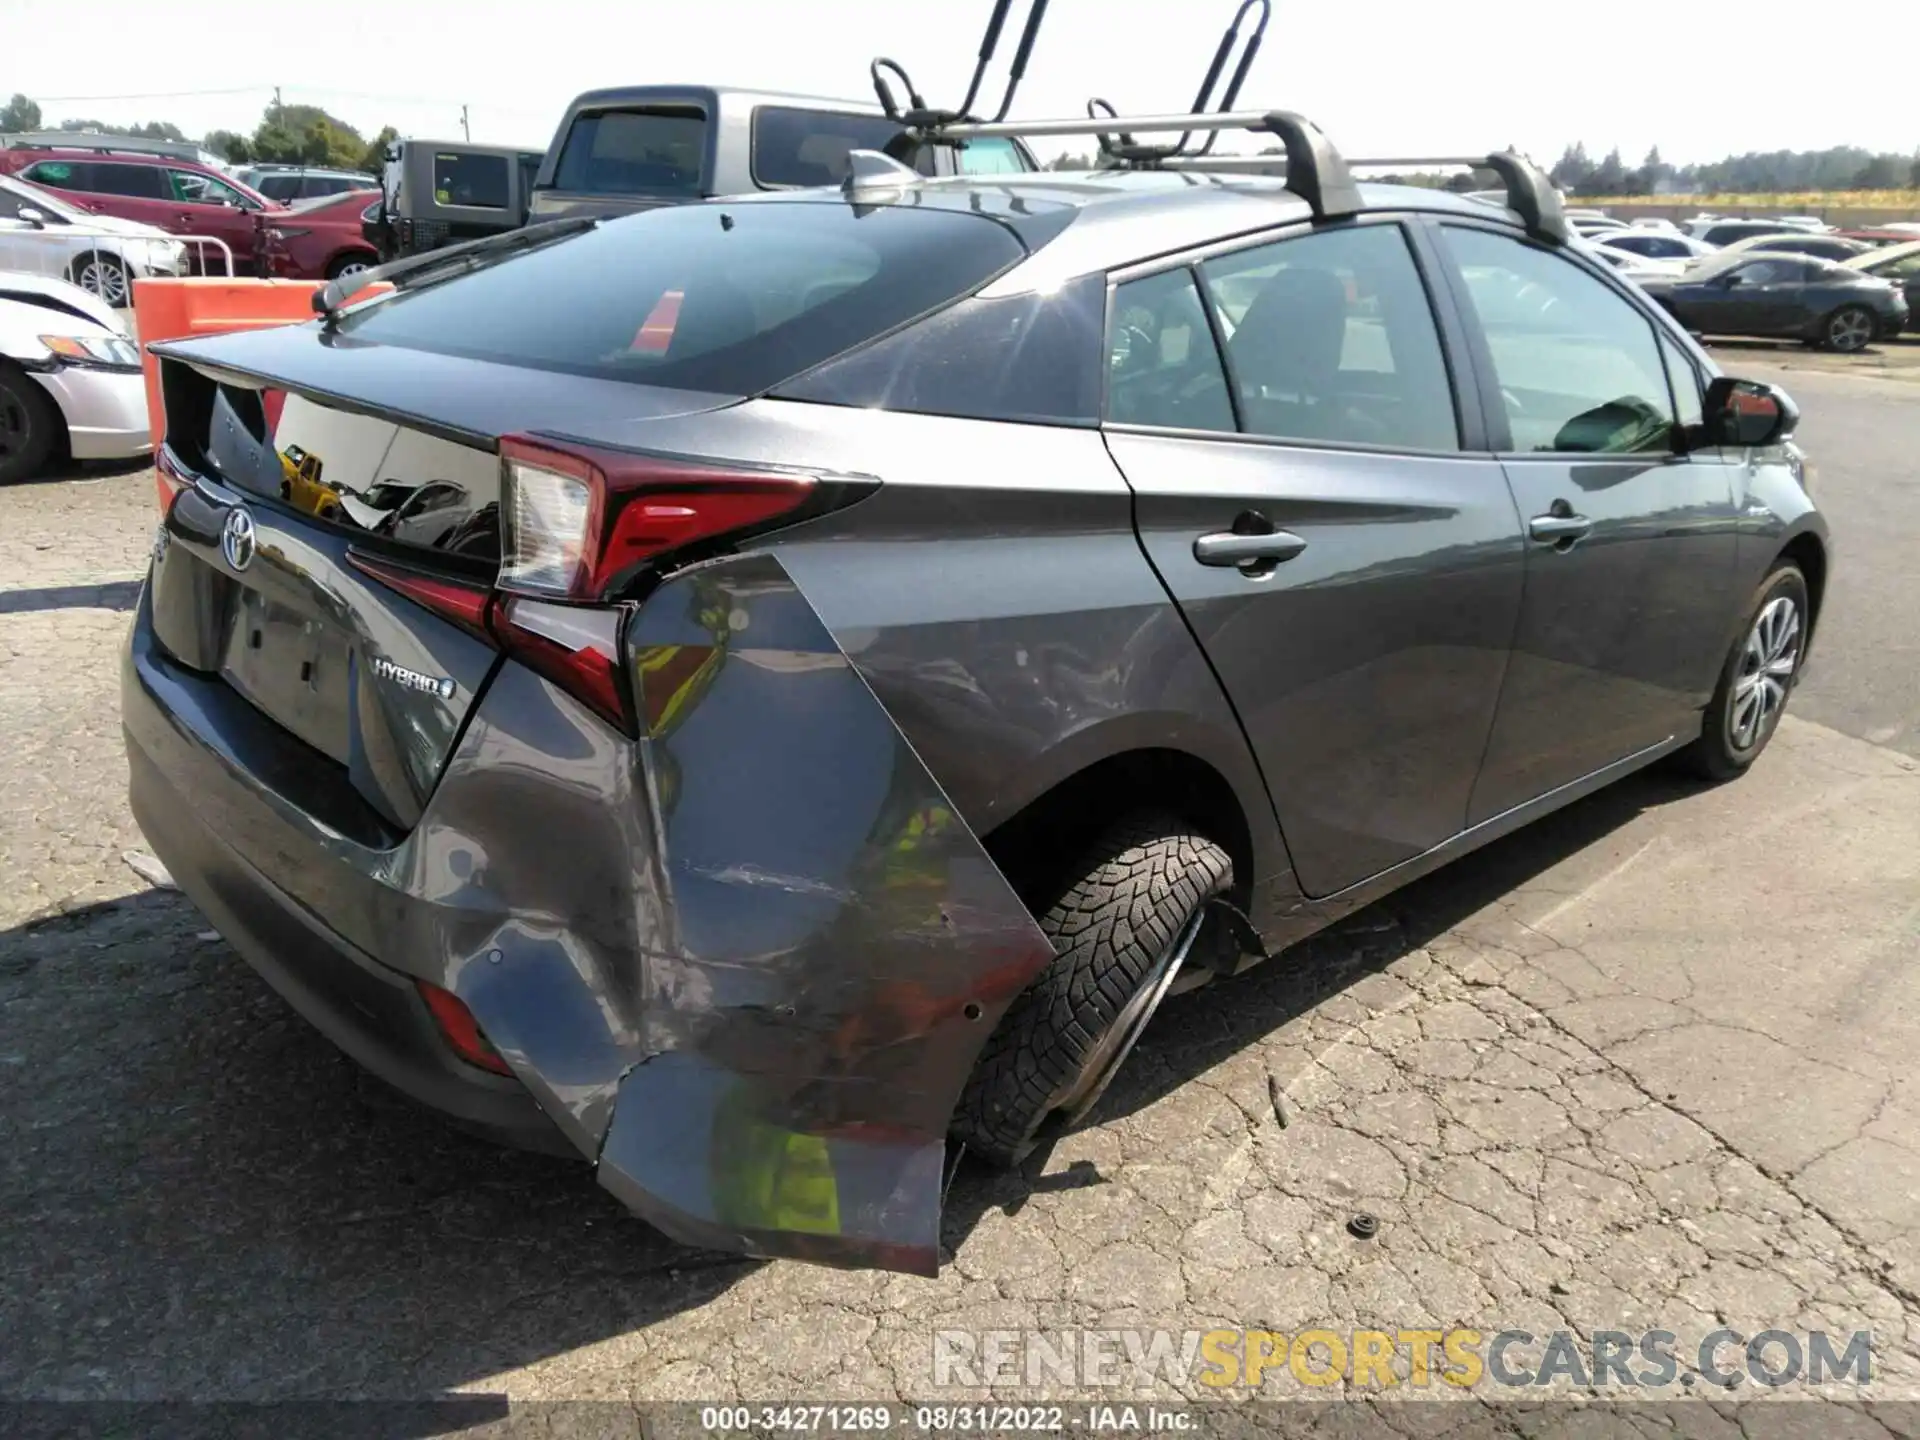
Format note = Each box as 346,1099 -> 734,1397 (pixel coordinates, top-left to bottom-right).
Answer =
452,552 -> 1055,1275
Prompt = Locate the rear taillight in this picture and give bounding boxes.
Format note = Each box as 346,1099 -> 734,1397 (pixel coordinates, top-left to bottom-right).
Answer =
416,980 -> 513,1076
498,435 -> 818,602
351,436 -> 856,735
491,595 -> 629,732
155,444 -> 188,514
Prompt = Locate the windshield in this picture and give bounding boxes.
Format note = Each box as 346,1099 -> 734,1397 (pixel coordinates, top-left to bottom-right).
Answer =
336,199 -> 1027,393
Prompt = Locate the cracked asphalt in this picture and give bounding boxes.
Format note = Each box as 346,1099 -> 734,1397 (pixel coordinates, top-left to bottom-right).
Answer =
1,358 -> 1917,1423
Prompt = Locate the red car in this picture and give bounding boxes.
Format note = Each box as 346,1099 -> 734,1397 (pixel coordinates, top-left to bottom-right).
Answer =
0,148 -> 282,273
255,189 -> 382,281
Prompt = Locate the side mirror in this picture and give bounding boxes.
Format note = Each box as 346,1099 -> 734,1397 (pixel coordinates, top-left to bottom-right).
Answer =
17,206 -> 47,228
1699,376 -> 1797,449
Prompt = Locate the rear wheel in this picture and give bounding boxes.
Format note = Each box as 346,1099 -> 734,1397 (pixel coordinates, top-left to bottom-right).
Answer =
1676,562 -> 1808,781
1821,305 -> 1876,353
325,252 -> 375,281
0,362 -> 60,484
69,251 -> 131,307
953,814 -> 1232,1166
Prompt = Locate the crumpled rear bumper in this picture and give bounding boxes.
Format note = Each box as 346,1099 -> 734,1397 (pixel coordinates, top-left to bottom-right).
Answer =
125,552 -> 1054,1274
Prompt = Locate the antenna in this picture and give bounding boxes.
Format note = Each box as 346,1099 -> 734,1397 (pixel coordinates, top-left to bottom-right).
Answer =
871,0 -> 1053,127
1089,0 -> 1271,164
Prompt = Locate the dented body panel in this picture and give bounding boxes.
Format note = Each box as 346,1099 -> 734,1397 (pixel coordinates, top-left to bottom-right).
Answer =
125,544 -> 1055,1273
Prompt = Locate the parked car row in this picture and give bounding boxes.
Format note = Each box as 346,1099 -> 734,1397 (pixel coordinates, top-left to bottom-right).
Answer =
1563,205 -> 1915,350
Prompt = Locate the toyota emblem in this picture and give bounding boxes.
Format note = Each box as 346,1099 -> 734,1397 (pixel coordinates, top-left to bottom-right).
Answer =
221,507 -> 256,572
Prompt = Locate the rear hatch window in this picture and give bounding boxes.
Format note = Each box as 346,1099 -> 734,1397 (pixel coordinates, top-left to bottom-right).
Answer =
750,107 -> 912,187
433,151 -> 509,209
334,199 -> 1029,394
551,107 -> 706,198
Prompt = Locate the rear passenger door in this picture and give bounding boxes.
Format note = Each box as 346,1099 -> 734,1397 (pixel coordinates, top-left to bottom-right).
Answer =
1432,223 -> 1743,821
1103,218 -> 1526,899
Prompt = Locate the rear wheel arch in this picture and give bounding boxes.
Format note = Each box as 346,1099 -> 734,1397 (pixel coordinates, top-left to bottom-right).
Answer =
980,745 -> 1257,926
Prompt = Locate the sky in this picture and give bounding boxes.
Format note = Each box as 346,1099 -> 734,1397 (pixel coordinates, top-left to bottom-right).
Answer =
4,0 -> 1913,170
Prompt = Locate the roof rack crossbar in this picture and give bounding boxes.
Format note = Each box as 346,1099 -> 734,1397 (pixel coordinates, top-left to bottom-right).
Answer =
871,0 -> 1053,128
944,108 -> 1362,223
1089,0 -> 1270,163
1342,152 -> 1568,243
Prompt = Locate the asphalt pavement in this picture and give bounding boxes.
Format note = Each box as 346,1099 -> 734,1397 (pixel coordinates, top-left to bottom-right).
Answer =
1,359 -> 1916,1419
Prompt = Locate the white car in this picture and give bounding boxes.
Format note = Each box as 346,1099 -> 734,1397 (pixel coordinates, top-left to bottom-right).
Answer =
1596,229 -> 1716,264
1571,235 -> 1684,279
0,271 -> 151,482
0,174 -> 187,307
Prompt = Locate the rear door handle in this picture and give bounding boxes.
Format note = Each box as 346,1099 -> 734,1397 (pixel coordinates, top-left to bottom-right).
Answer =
1528,512 -> 1593,545
1193,530 -> 1309,567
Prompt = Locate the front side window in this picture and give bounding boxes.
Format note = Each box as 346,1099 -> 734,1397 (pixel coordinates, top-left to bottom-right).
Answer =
170,169 -> 250,207
1106,268 -> 1235,434
1658,332 -> 1704,430
1200,223 -> 1459,451
1731,258 -> 1801,286
432,153 -> 509,209
1443,225 -> 1674,455
553,109 -> 705,197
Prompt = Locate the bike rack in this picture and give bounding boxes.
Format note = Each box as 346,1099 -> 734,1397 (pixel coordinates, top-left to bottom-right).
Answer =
871,0 -> 1053,127
866,0 -> 1566,243
1088,0 -> 1271,164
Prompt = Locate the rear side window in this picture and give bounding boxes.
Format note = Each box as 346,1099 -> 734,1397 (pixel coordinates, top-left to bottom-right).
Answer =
553,108 -> 705,197
1106,268 -> 1235,433
776,274 -> 1105,426
259,174 -> 301,200
1201,223 -> 1460,452
87,163 -> 168,199
751,107 -> 910,187
337,200 -> 1026,393
434,153 -> 509,209
1443,225 -> 1674,454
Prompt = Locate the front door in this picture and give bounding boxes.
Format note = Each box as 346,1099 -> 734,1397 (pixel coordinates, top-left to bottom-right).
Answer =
1721,256 -> 1809,336
163,168 -> 260,272
1103,219 -> 1525,898
1432,223 -> 1745,822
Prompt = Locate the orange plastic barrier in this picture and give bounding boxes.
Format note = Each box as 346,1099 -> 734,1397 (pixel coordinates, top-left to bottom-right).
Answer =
133,276 -> 393,506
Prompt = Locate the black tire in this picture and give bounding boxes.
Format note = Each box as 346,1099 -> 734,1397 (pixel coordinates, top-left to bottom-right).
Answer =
1675,562 -> 1809,782
0,361 -> 61,485
68,251 -> 131,307
1820,305 -> 1876,353
325,252 -> 376,281
953,814 -> 1232,1166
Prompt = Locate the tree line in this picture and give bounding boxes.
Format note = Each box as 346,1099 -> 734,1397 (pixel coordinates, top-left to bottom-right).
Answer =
1551,143 -> 1919,195
0,93 -> 397,176
1043,141 -> 1920,195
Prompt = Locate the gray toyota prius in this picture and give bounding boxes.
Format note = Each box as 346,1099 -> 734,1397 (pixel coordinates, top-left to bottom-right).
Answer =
124,114 -> 1827,1275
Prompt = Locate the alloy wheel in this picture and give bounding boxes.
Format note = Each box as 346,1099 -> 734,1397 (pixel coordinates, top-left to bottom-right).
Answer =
1827,308 -> 1874,352
75,259 -> 128,306
1727,594 -> 1800,753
